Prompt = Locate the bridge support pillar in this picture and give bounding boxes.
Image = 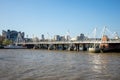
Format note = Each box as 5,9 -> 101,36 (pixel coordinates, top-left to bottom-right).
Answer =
53,44 -> 57,50
75,44 -> 79,51
62,44 -> 66,50
83,44 -> 87,51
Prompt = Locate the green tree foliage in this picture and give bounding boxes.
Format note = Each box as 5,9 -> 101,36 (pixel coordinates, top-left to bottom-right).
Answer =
0,36 -> 5,45
2,39 -> 12,46
0,40 -> 2,45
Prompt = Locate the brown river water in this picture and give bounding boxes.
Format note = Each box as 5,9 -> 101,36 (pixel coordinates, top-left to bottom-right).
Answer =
0,49 -> 120,80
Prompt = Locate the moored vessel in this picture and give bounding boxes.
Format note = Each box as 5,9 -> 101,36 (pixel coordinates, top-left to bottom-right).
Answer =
4,44 -> 27,49
88,47 -> 100,53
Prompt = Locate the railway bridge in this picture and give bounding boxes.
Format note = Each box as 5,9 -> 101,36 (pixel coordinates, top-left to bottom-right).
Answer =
16,39 -> 120,51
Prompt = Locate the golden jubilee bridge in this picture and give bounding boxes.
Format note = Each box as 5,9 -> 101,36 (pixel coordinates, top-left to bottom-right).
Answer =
16,38 -> 120,52
15,27 -> 120,52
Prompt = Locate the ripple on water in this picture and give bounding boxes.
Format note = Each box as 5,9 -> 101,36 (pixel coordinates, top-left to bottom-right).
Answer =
0,49 -> 120,80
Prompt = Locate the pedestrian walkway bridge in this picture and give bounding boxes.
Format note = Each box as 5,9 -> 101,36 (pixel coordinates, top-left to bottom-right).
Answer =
16,40 -> 120,45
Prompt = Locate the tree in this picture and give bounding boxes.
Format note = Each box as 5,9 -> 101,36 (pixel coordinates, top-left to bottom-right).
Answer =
0,36 -> 5,45
2,39 -> 12,46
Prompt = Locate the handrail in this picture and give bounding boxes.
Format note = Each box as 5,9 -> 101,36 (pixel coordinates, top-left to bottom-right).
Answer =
16,40 -> 120,45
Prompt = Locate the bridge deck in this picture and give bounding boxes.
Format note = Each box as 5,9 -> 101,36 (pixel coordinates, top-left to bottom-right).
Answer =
16,40 -> 120,45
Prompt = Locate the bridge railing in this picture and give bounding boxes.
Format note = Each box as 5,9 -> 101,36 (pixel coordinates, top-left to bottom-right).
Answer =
16,39 -> 120,45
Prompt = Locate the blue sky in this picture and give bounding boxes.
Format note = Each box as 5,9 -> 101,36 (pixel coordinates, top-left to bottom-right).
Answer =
0,0 -> 120,38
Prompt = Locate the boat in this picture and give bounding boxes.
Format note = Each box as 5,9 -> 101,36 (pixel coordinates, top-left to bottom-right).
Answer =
100,43 -> 120,52
4,44 -> 27,49
100,35 -> 120,52
88,47 -> 100,53
88,43 -> 100,53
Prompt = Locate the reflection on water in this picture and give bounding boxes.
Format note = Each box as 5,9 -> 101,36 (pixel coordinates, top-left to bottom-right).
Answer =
0,49 -> 120,80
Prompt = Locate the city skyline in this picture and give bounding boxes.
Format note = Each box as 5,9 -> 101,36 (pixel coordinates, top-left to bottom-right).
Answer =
0,0 -> 120,38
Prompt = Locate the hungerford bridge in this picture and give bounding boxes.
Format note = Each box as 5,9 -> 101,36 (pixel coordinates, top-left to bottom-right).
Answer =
15,27 -> 120,51
17,39 -> 120,45
16,38 -> 120,51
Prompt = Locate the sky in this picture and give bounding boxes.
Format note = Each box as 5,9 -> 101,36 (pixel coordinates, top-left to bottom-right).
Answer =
0,0 -> 120,38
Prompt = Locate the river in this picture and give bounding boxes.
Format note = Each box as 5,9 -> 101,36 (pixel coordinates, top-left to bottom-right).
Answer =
0,49 -> 120,80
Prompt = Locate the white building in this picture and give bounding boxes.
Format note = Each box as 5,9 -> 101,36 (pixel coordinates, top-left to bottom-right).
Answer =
54,35 -> 60,41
